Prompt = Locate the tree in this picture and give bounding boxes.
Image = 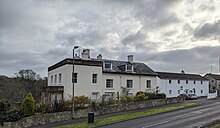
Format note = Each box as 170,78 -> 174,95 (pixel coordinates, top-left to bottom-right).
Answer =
21,92 -> 35,116
14,69 -> 41,80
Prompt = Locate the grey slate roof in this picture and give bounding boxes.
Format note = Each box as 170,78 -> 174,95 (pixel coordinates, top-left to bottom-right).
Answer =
204,73 -> 220,80
156,72 -> 208,81
102,59 -> 158,76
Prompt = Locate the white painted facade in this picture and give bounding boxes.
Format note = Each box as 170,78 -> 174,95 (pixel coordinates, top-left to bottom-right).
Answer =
102,73 -> 157,96
48,62 -> 157,100
48,64 -> 103,99
158,78 -> 209,98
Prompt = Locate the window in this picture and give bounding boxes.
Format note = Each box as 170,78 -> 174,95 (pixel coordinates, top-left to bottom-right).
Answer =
91,93 -> 98,100
92,74 -> 97,83
104,62 -> 112,69
201,81 -> 203,84
73,73 -> 77,83
59,73 -> 62,83
169,80 -> 172,84
51,76 -> 53,84
106,79 -> 113,88
126,63 -> 133,71
127,80 -> 133,88
178,90 -> 180,94
178,80 -> 180,84
146,80 -> 151,88
180,86 -> 183,90
201,90 -> 203,93
55,75 -> 57,83
186,80 -> 188,84
193,88 -> 196,93
128,93 -> 133,96
169,90 -> 172,94
194,81 -> 196,84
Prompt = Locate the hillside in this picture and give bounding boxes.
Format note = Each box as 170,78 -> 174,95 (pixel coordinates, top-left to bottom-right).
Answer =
0,75 -> 47,105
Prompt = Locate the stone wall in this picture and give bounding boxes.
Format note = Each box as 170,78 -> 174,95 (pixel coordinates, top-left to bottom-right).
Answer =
1,98 -> 184,128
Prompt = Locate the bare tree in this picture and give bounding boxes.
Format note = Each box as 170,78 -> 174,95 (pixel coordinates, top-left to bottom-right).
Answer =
14,69 -> 41,80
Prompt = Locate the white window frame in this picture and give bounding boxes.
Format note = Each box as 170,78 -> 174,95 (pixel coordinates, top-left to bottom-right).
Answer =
106,79 -> 113,88
146,80 -> 151,88
126,64 -> 133,71
54,75 -> 57,84
92,74 -> 98,84
51,75 -> 53,84
104,62 -> 112,70
59,73 -> 62,84
127,80 -> 133,88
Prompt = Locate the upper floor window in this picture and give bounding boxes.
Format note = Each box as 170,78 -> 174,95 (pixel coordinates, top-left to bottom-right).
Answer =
201,81 -> 203,84
186,80 -> 188,84
51,76 -> 53,84
73,73 -> 77,83
106,79 -> 113,88
92,74 -> 97,84
146,80 -> 151,88
127,80 -> 133,88
126,63 -> 133,71
59,73 -> 62,83
104,62 -> 112,70
178,80 -> 180,84
194,81 -> 196,84
169,80 -> 172,84
54,75 -> 57,83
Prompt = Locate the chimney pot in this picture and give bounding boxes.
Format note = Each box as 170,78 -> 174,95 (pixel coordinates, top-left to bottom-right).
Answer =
81,49 -> 90,60
128,55 -> 133,63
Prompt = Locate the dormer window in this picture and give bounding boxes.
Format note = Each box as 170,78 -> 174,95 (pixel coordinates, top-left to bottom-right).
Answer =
104,62 -> 112,70
126,63 -> 133,71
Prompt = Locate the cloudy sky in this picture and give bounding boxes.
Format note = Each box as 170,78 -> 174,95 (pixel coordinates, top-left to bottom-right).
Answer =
1,0 -> 220,77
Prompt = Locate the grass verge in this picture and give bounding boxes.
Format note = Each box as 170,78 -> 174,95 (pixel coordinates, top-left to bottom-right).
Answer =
56,103 -> 196,128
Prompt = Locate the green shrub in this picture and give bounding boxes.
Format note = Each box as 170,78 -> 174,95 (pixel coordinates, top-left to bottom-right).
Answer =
134,91 -> 148,102
35,103 -> 43,113
21,92 -> 35,116
74,96 -> 90,109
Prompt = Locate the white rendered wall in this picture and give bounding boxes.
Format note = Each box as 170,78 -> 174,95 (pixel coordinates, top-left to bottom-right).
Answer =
48,64 -> 103,99
158,78 -> 209,98
102,73 -> 157,96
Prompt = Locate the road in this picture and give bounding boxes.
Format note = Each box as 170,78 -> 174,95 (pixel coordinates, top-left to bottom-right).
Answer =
98,98 -> 220,128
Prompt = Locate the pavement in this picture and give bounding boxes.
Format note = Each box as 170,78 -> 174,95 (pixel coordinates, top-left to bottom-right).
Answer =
31,97 -> 218,128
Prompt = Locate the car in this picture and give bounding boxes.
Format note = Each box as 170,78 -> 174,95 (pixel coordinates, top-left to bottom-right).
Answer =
178,94 -> 189,99
187,94 -> 198,100
178,93 -> 198,100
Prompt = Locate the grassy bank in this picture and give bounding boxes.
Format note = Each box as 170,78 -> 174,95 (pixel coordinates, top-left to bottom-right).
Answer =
56,103 -> 196,128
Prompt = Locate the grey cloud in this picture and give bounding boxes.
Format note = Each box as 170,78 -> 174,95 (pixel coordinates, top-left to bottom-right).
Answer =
194,20 -> 220,39
143,46 -> 220,74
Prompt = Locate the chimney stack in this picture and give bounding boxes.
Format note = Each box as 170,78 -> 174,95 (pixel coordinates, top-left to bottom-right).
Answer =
128,55 -> 133,63
81,49 -> 90,60
97,54 -> 102,60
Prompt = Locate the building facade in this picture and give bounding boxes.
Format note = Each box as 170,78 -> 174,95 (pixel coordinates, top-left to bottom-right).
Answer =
46,49 -> 158,102
204,73 -> 220,96
157,72 -> 209,98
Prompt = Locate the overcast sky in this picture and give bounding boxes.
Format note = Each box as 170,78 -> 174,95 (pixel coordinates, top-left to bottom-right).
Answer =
1,0 -> 220,77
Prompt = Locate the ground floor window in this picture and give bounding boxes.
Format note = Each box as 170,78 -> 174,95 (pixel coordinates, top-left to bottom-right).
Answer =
91,93 -> 99,100
201,90 -> 203,93
169,90 -> 172,94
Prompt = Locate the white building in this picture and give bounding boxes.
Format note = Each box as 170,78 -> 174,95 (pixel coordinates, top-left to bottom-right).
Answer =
46,49 -> 158,102
157,71 -> 209,98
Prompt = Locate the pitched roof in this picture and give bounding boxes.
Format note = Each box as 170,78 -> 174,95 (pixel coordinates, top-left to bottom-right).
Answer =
48,58 -> 158,76
48,58 -> 102,71
204,73 -> 220,80
156,72 -> 208,81
102,59 -> 158,76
